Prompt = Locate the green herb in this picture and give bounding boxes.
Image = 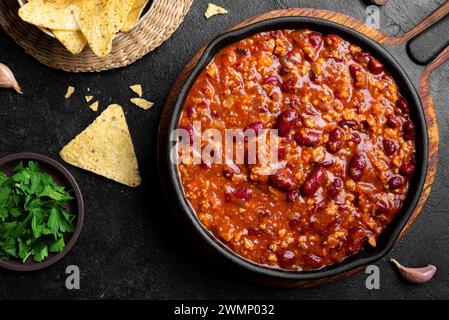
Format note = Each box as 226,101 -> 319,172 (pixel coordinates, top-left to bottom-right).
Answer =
0,161 -> 75,263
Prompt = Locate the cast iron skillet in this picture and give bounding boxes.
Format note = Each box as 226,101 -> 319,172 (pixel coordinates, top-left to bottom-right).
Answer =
160,17 -> 429,283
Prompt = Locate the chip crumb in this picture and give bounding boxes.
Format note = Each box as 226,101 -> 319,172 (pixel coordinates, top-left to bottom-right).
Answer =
130,98 -> 154,110
85,95 -> 94,102
204,3 -> 228,19
130,84 -> 143,97
89,101 -> 99,112
65,86 -> 75,99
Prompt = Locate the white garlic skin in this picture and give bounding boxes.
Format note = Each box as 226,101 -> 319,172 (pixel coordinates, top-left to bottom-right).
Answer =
0,63 -> 22,94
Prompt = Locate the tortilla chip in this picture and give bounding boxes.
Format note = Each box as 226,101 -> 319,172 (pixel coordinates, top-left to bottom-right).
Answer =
72,0 -> 135,57
60,104 -> 141,187
18,0 -> 80,30
85,95 -> 93,102
129,84 -> 142,97
89,101 -> 99,112
204,3 -> 228,19
53,30 -> 87,54
65,86 -> 75,99
130,98 -> 153,110
121,0 -> 149,32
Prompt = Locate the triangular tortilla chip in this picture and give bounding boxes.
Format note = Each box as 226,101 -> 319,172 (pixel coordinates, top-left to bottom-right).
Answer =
60,104 -> 141,187
72,0 -> 136,57
52,30 -> 87,54
121,0 -> 149,32
18,0 -> 80,30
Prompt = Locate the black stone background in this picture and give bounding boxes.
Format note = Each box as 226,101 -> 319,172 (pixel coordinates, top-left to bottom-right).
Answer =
0,0 -> 448,299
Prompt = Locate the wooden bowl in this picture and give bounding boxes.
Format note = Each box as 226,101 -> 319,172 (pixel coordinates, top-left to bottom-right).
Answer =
0,153 -> 84,272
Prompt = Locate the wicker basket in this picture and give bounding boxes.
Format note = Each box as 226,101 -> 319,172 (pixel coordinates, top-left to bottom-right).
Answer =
16,0 -> 155,38
0,0 -> 193,72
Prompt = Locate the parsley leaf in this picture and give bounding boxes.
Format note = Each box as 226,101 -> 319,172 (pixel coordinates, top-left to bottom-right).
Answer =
0,161 -> 75,263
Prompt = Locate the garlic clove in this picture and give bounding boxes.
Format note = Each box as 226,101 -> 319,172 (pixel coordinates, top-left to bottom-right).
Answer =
391,258 -> 436,284
0,63 -> 22,94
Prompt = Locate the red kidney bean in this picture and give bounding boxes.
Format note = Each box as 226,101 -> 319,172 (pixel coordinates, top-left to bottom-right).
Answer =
361,120 -> 370,130
295,130 -> 320,146
180,124 -> 195,145
302,166 -> 326,196
303,253 -> 323,269
286,162 -> 295,171
281,79 -> 296,93
349,153 -> 366,181
275,109 -> 298,137
210,109 -> 220,119
328,177 -> 343,199
346,227 -> 367,253
201,159 -> 211,170
388,175 -> 405,189
327,127 -> 345,153
270,168 -> 299,191
286,190 -> 300,203
186,105 -> 197,118
234,186 -> 253,201
374,198 -> 389,213
277,250 -> 296,268
246,229 -> 261,237
310,213 -> 341,235
309,70 -> 320,83
309,32 -> 323,48
349,64 -> 362,78
263,74 -> 282,86
318,158 -> 333,168
277,148 -> 285,160
288,214 -> 301,229
349,132 -> 362,144
235,48 -> 248,56
338,119 -> 358,128
396,96 -> 409,113
368,57 -> 384,74
223,164 -> 240,178
400,162 -> 415,176
356,51 -> 371,65
403,120 -> 415,140
271,30 -> 282,39
383,138 -> 399,156
245,121 -> 265,135
386,114 -> 401,128
222,169 -> 234,179
279,66 -> 290,75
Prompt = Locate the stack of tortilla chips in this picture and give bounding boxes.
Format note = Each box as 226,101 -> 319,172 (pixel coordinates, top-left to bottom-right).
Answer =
18,0 -> 150,56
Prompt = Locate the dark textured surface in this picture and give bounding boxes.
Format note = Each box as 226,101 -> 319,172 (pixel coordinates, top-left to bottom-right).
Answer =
407,14 -> 449,65
0,0 -> 448,299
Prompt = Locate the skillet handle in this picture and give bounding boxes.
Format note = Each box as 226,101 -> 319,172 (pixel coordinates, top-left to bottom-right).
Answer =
406,1 -> 449,66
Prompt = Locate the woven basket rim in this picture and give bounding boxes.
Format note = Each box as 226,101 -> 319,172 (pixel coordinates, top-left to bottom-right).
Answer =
1,0 -> 193,72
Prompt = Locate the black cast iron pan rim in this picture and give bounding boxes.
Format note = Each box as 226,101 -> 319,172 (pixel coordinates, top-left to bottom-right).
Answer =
165,16 -> 428,281
0,152 -> 84,272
